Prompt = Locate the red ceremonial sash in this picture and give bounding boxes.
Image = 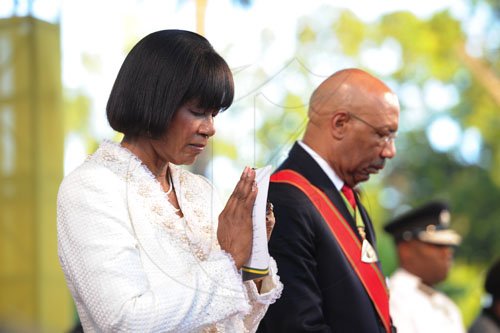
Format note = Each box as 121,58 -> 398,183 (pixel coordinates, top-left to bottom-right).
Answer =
271,169 -> 391,333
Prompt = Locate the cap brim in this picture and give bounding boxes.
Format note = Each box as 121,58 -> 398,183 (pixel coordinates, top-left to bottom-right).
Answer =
417,229 -> 462,246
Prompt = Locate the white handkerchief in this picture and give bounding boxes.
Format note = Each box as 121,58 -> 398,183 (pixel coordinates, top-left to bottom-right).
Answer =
242,165 -> 272,280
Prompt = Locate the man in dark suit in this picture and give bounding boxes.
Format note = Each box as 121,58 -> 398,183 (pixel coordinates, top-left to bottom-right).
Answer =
258,68 -> 400,332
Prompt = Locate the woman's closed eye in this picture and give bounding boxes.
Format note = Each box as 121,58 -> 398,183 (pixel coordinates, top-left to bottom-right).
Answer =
189,108 -> 219,118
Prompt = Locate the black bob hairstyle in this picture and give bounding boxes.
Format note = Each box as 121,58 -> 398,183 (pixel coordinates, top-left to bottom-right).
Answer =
106,29 -> 234,139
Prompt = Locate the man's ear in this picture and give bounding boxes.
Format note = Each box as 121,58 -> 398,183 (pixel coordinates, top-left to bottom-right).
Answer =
330,111 -> 349,139
398,240 -> 417,265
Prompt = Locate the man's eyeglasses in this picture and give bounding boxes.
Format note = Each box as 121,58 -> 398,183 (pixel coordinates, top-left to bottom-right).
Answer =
348,112 -> 397,145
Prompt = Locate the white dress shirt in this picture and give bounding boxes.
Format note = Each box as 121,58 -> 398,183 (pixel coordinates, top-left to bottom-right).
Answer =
298,141 -> 344,191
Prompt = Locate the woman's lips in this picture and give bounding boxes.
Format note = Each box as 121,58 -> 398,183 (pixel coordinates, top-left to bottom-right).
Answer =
188,143 -> 206,152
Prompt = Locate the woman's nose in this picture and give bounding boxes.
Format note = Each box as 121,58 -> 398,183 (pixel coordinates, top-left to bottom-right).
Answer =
200,116 -> 216,137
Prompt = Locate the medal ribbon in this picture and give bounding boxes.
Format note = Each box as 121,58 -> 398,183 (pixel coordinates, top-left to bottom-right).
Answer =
271,169 -> 391,333
339,189 -> 366,239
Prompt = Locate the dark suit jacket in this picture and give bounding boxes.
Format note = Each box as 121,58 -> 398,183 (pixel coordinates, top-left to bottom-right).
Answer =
258,142 -> 387,333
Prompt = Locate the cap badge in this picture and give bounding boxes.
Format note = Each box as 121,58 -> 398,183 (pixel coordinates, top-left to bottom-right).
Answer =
439,210 -> 451,227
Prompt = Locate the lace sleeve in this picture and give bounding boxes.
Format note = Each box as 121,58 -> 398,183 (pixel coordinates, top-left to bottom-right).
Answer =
242,257 -> 283,332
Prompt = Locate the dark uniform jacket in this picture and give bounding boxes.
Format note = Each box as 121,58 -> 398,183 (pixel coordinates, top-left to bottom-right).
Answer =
257,142 -> 388,333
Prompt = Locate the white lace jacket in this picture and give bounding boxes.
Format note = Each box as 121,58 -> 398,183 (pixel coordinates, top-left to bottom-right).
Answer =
57,141 -> 282,333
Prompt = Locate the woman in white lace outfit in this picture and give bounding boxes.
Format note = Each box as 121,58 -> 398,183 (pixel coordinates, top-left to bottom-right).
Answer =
57,29 -> 282,333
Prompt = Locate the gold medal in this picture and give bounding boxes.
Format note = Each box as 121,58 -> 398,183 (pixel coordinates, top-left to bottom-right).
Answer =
357,226 -> 366,240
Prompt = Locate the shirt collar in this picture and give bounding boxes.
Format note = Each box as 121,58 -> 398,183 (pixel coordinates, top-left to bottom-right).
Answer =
396,268 -> 423,287
298,140 -> 344,191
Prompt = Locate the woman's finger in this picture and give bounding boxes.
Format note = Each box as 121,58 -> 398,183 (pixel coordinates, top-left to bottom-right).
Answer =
231,168 -> 257,211
218,167 -> 256,268
221,167 -> 257,224
223,167 -> 251,214
229,167 -> 250,199
243,177 -> 258,209
266,202 -> 274,213
229,167 -> 255,201
265,201 -> 275,241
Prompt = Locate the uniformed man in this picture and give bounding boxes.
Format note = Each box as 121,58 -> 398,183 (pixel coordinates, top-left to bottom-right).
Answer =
384,200 -> 465,333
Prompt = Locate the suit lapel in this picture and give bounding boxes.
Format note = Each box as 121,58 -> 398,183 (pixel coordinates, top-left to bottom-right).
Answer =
279,142 -> 380,246
278,143 -> 357,232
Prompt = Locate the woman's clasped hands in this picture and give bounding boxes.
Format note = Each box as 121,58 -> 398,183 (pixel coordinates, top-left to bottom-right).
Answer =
217,167 -> 275,269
